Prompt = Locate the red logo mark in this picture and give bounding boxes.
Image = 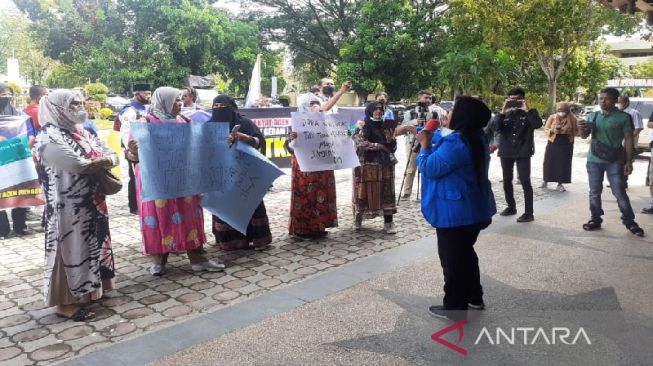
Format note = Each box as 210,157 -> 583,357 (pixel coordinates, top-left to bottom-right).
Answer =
431,320 -> 468,356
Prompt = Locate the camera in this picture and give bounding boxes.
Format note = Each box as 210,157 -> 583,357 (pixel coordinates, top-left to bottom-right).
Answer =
505,100 -> 524,109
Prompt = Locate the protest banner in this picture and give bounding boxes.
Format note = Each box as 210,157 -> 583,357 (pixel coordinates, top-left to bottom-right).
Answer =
290,112 -> 360,172
173,107 -> 366,168
0,115 -> 43,209
131,122 -> 284,234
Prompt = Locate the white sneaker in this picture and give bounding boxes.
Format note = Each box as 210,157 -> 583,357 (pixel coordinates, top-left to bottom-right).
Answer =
191,260 -> 226,272
384,222 -> 397,234
557,184 -> 566,192
149,264 -> 164,276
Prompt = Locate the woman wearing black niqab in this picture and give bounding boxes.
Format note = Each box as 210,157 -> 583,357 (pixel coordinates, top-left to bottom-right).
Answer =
352,101 -> 398,234
208,95 -> 272,250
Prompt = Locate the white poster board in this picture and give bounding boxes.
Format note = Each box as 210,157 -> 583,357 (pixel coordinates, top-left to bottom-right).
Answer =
290,112 -> 360,172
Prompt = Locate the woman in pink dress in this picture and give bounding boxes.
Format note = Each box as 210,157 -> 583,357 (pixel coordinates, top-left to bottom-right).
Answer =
128,87 -> 224,275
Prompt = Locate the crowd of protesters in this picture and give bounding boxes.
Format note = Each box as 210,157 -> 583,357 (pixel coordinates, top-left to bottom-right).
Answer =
1,80 -> 650,322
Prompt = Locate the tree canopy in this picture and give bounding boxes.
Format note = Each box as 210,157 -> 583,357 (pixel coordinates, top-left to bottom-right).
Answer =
13,0 -> 281,95
5,0 -> 645,109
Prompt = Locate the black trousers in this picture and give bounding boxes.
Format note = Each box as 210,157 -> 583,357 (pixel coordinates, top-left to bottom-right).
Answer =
128,162 -> 137,213
0,208 -> 27,236
501,157 -> 533,214
436,222 -> 486,310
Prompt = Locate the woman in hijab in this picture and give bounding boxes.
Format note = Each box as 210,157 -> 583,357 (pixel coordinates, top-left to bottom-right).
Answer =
35,90 -> 118,321
541,102 -> 578,192
208,95 -> 272,250
285,95 -> 338,239
416,96 -> 496,320
129,87 -> 224,275
352,101 -> 398,234
0,83 -> 18,115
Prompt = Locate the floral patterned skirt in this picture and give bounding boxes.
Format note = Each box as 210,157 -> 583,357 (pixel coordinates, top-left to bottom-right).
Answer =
288,155 -> 338,235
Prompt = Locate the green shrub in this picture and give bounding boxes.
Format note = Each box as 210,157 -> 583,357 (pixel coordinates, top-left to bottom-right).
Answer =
85,82 -> 109,96
6,81 -> 21,94
92,93 -> 107,102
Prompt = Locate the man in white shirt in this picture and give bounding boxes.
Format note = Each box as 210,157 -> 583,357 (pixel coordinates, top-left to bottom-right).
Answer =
118,83 -> 150,214
618,96 -> 643,148
617,96 -> 643,189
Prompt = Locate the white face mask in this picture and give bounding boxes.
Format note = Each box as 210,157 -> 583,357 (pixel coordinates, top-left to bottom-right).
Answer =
556,112 -> 567,118
616,103 -> 623,110
69,108 -> 88,124
441,127 -> 453,136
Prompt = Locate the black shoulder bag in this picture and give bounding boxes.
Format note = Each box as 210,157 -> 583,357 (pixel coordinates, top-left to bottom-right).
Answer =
589,113 -> 624,163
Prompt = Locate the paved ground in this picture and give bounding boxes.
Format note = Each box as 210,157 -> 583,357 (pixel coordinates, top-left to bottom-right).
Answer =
143,187 -> 653,366
0,131 -> 650,365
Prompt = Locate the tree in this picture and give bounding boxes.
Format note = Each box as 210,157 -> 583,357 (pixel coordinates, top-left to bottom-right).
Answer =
260,51 -> 287,97
337,0 -> 448,101
0,13 -> 57,85
251,0 -> 363,88
447,0 -> 640,113
631,59 -> 653,79
15,0 -> 268,95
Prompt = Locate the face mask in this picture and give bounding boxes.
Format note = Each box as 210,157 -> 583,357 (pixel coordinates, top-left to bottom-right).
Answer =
212,107 -> 232,122
370,117 -> 382,122
441,127 -> 453,137
616,103 -> 624,110
322,85 -> 335,96
136,93 -> 151,105
556,112 -> 567,117
69,109 -> 88,124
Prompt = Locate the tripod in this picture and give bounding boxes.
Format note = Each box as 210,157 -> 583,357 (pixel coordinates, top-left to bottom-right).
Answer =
397,142 -> 420,206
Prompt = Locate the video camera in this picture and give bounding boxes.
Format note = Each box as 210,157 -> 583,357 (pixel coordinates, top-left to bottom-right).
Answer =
410,102 -> 430,125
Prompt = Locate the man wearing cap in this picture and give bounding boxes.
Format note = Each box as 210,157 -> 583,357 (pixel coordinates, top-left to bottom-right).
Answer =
119,83 -> 151,214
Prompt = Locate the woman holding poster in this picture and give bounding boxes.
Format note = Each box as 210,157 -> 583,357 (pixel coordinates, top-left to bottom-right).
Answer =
209,95 -> 273,250
352,102 -> 398,234
286,95 -> 338,239
130,87 -> 225,275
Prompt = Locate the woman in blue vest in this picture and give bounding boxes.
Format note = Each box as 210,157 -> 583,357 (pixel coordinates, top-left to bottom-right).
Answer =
416,96 -> 496,320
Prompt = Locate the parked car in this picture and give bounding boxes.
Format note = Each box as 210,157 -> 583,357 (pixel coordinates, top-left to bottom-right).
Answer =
624,98 -> 653,155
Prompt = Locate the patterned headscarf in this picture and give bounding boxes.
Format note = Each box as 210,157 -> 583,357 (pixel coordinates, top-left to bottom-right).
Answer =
38,89 -> 85,130
150,87 -> 180,122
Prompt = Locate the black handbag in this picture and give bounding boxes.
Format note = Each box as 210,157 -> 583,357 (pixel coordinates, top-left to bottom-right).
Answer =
589,114 -> 624,163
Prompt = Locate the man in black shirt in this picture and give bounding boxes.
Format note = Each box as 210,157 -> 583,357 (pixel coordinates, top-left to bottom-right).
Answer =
486,88 -> 543,222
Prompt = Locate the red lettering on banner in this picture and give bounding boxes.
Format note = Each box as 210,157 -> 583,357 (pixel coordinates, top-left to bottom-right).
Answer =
252,118 -> 291,127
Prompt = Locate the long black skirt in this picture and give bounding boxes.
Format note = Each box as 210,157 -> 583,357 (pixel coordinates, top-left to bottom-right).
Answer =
543,134 -> 573,184
212,202 -> 272,250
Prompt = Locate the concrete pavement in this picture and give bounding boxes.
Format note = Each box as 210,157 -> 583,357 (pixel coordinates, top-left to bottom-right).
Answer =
143,186 -> 653,366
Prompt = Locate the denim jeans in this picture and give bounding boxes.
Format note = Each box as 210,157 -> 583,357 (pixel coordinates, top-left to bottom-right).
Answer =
586,161 -> 635,226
